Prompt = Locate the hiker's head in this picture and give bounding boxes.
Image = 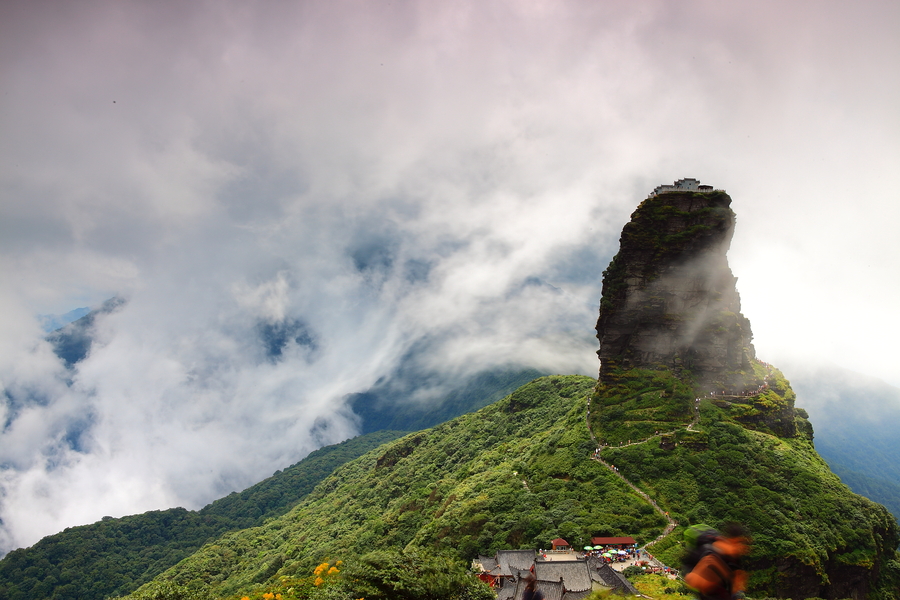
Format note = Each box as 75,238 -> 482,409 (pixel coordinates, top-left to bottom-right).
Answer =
714,522 -> 750,557
721,522 -> 748,538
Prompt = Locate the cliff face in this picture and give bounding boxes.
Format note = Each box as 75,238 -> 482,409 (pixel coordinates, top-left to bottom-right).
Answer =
596,190 -> 755,389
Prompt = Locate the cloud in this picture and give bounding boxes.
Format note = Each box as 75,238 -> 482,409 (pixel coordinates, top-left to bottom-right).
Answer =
1,0 -> 899,552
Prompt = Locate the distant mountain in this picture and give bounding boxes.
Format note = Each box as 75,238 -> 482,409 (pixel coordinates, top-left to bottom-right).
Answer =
827,467 -> 900,523
45,296 -> 125,367
348,366 -> 545,434
787,364 -> 900,521
37,306 -> 91,332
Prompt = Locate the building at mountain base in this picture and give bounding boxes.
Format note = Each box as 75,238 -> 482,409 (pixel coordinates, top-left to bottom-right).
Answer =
473,548 -> 639,600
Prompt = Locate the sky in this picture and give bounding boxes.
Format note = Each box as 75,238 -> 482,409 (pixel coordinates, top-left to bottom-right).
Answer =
1,0 -> 899,554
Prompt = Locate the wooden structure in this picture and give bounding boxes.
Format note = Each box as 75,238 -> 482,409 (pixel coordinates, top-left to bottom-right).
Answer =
550,538 -> 571,551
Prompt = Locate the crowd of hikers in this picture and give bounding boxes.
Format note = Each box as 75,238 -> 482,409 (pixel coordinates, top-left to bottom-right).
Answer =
579,546 -> 638,563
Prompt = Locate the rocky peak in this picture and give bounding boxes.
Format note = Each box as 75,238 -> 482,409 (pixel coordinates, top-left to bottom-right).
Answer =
596,185 -> 755,389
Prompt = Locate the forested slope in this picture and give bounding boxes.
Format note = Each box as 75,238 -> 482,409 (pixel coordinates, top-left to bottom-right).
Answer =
123,371 -> 900,600
123,375 -> 664,599
0,430 -> 405,600
593,368 -> 900,599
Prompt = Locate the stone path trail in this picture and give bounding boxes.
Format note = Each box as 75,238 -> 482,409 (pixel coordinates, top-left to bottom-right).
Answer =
582,361 -> 774,574
582,391 -> 704,573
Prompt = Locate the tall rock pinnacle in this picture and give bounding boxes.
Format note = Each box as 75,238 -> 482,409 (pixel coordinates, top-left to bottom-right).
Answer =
596,179 -> 755,389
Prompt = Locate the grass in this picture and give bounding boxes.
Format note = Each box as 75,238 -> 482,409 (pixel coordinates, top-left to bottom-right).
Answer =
587,572 -> 692,599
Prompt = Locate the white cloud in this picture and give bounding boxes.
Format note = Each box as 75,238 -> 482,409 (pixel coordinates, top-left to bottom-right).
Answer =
1,0 -> 899,552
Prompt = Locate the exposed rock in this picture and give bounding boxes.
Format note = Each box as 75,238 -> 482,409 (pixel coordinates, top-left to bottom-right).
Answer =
596,187 -> 755,390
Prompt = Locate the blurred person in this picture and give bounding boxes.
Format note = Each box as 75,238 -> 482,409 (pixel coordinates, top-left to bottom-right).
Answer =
684,522 -> 750,600
522,572 -> 545,600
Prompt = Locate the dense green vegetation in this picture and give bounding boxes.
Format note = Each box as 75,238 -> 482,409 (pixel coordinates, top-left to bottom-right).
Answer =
829,466 -> 900,524
338,548 -> 494,600
593,368 -> 900,598
0,430 -> 405,600
125,548 -> 495,600
589,368 -> 695,445
0,509 -> 231,600
628,572 -> 693,600
120,376 -> 664,599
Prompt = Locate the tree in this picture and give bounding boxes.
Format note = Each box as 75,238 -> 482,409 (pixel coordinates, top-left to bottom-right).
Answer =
345,547 -> 492,600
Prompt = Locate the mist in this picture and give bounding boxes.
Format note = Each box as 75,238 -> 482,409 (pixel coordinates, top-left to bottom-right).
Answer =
1,0 -> 899,553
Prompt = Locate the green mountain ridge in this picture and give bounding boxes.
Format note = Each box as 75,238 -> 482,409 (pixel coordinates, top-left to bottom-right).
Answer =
828,467 -> 900,525
7,358 -> 897,598
121,375 -> 668,599
592,367 -> 898,598
117,372 -> 899,599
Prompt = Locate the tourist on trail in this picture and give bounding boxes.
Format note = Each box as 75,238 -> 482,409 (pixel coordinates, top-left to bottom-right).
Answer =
684,523 -> 750,600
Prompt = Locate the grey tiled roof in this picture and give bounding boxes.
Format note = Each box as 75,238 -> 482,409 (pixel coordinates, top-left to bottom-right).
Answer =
498,583 -> 517,600
562,591 -> 592,600
476,555 -> 499,572
537,580 -> 564,600
512,578 -> 564,600
511,568 -> 533,580
586,557 -> 612,584
534,560 -> 592,592
497,549 -> 537,575
590,562 -> 640,595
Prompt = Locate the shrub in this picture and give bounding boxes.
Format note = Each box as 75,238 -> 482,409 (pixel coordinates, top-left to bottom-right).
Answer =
622,565 -> 644,578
